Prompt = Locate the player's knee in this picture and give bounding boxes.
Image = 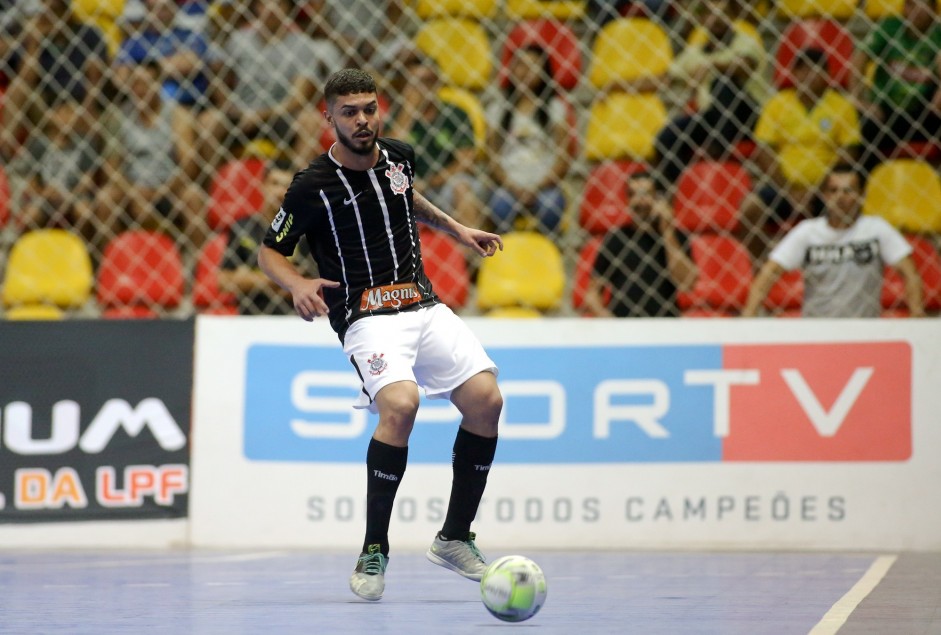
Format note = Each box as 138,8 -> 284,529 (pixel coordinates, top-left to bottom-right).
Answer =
378,385 -> 420,430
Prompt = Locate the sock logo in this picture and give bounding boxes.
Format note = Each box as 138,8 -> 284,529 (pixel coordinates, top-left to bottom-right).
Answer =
474,464 -> 491,472
372,469 -> 399,482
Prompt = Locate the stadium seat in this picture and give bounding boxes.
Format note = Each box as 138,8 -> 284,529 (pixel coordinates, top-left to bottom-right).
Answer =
4,304 -> 65,320
881,235 -> 941,311
678,234 -> 753,312
437,86 -> 486,156
499,20 -> 582,91
674,161 -> 751,233
72,0 -> 124,56
477,231 -> 565,311
419,227 -> 470,310
865,0 -> 903,17
764,270 -> 805,314
193,232 -> 238,315
774,19 -> 854,89
579,160 -> 647,234
0,164 -> 9,228
208,157 -> 266,231
1,229 -> 93,309
572,235 -> 611,311
505,0 -> 586,20
863,160 -> 941,233
96,230 -> 185,312
485,306 -> 544,318
414,19 -> 492,90
585,93 -> 666,160
776,0 -> 857,19
414,0 -> 498,19
588,18 -> 672,89
101,305 -> 159,319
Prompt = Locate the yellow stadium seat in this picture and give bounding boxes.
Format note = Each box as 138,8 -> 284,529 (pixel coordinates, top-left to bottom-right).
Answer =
588,18 -> 672,89
505,0 -> 586,19
5,304 -> 65,320
438,86 -> 486,156
585,92 -> 667,161
414,0 -> 498,19
865,0 -> 903,16
72,0 -> 125,56
863,160 -> 941,233
485,307 -> 544,318
1,230 -> 93,309
414,19 -> 492,90
777,0 -> 858,19
477,232 -> 565,311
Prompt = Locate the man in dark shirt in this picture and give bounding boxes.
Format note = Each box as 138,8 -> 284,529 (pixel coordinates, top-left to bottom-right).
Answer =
583,170 -> 698,317
257,69 -> 504,602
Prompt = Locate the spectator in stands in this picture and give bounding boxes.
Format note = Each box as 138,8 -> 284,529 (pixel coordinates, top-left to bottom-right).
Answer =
95,60 -> 207,251
743,163 -> 924,318
19,94 -> 100,237
586,0 -> 673,29
582,170 -> 698,318
197,0 -> 339,171
298,0 -> 410,71
387,57 -> 482,229
654,0 -> 769,187
851,0 -> 941,172
217,159 -> 302,314
739,48 -> 861,259
1,0 -> 109,159
115,0 -> 220,110
486,45 -> 571,235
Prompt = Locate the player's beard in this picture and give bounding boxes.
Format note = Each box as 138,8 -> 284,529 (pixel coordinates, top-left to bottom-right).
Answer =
336,125 -> 377,156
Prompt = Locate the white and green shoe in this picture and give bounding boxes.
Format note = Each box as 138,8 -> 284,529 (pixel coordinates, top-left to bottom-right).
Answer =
349,544 -> 387,601
426,532 -> 487,581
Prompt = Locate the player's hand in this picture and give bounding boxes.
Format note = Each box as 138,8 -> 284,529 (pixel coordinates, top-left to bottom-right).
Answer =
458,227 -> 503,258
291,278 -> 340,321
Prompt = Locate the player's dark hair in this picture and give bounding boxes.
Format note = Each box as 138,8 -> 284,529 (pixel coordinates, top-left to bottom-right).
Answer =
324,69 -> 377,107
824,162 -> 865,191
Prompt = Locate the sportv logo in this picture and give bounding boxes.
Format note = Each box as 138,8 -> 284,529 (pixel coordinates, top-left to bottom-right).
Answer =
243,342 -> 911,463
0,398 -> 187,455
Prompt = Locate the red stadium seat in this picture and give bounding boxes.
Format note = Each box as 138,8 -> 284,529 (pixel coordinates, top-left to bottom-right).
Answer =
881,235 -> 941,311
674,161 -> 751,233
208,158 -> 266,231
678,234 -> 753,312
499,19 -> 582,91
101,305 -> 159,319
193,232 -> 238,314
96,230 -> 185,312
572,235 -> 611,312
419,227 -> 470,309
579,161 -> 647,234
0,164 -> 9,228
764,269 -> 804,313
774,19 -> 854,89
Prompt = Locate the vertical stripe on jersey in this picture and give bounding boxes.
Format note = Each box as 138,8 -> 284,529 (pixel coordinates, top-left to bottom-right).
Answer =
381,147 -> 423,290
336,169 -> 374,286
367,167 -> 400,278
320,189 -> 353,327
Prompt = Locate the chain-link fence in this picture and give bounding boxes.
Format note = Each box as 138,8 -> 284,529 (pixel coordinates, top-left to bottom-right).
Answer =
1,0 -> 939,319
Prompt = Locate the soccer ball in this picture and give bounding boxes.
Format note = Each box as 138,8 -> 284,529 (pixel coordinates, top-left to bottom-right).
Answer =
479,555 -> 547,622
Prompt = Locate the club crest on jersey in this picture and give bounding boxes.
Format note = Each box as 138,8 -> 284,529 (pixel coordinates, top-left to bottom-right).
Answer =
385,162 -> 409,196
367,353 -> 387,376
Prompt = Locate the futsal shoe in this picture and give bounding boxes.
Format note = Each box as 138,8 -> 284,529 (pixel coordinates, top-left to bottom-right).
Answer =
425,532 -> 488,581
349,544 -> 387,601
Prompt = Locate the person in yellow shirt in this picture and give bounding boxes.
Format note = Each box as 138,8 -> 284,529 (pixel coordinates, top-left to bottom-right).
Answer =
739,48 -> 861,259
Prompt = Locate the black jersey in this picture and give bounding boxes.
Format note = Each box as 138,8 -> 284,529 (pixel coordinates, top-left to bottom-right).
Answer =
263,137 -> 440,339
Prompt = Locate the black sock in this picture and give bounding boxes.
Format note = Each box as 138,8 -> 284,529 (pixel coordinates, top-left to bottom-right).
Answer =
441,427 -> 497,541
363,438 -> 407,556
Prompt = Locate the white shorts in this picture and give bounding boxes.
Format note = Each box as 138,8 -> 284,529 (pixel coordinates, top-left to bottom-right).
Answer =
343,303 -> 498,413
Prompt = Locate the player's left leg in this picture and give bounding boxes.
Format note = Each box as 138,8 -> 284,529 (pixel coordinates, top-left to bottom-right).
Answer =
427,371 -> 502,581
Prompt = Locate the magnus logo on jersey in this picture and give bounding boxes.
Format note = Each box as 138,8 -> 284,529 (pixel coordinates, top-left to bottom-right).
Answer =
243,341 -> 912,463
360,283 -> 420,311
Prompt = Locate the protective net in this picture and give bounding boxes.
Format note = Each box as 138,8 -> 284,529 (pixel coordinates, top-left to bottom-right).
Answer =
1,0 -> 939,319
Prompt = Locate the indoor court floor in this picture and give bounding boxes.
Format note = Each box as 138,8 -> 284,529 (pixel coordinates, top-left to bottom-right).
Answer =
0,550 -> 938,634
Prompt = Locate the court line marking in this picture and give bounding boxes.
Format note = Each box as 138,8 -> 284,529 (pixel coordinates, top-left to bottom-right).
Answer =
809,554 -> 897,635
0,551 -> 289,571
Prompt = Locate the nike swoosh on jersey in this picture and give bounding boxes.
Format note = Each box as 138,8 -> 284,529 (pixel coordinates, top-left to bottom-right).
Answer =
344,192 -> 362,205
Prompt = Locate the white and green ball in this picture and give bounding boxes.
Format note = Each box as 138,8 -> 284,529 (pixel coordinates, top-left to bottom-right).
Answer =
479,555 -> 547,622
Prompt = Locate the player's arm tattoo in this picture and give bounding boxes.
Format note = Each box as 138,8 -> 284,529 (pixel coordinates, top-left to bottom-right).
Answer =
413,191 -> 455,232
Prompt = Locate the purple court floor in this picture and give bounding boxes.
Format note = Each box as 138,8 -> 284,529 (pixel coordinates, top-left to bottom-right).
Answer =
0,550 -> 937,634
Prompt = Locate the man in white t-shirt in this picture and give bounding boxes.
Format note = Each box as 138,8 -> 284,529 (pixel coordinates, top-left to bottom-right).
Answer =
743,164 -> 925,317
